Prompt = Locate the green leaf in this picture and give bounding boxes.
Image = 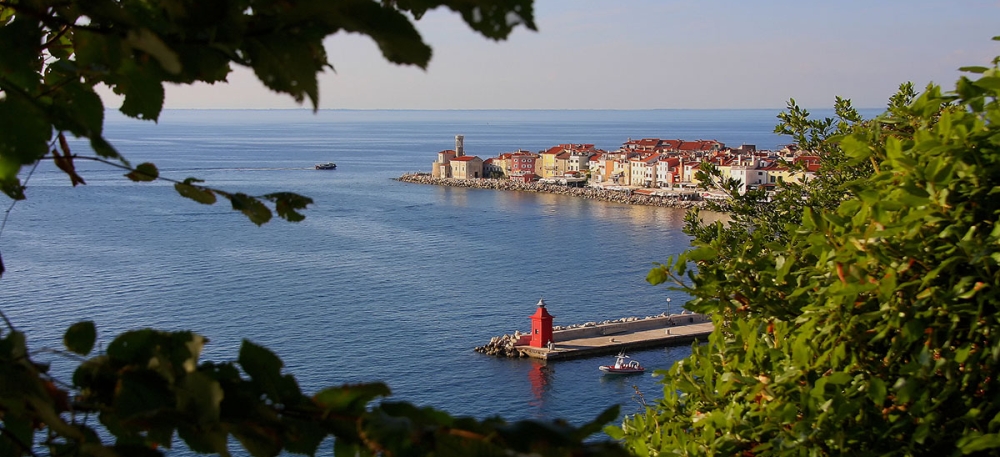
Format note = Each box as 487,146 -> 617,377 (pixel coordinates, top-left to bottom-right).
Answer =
230,193 -> 273,226
243,34 -> 324,110
116,370 -> 172,419
124,28 -> 182,74
176,372 -> 223,427
265,191 -> 313,222
107,329 -> 157,364
282,417 -> 327,456
867,377 -> 886,405
973,76 -> 1000,92
89,135 -> 124,161
126,162 -> 159,182
175,179 -> 217,205
64,321 -> 97,356
233,422 -> 283,457
646,265 -> 668,285
49,81 -> 105,138
238,339 -> 301,403
314,382 -> 391,415
330,1 -> 432,68
960,433 -> 1000,453
432,0 -> 537,40
959,66 -> 990,74
0,92 -> 51,179
115,60 -> 166,121
74,29 -> 124,76
685,246 -> 717,262
0,16 -> 43,89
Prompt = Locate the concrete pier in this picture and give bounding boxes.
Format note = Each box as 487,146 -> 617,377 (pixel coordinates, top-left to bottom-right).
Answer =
514,314 -> 713,360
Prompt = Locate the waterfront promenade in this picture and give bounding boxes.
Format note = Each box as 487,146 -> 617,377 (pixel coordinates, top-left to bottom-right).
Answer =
396,173 -> 708,209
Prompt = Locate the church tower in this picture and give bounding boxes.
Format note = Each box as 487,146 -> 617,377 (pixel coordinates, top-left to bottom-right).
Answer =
455,135 -> 465,157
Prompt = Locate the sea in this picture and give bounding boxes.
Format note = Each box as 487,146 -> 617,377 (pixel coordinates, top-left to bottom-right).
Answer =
0,108 -> 874,453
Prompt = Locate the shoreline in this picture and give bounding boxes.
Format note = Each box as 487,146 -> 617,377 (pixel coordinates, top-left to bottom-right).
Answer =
395,173 -> 709,209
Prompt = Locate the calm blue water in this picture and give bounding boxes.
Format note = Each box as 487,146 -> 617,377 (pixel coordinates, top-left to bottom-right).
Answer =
0,109 -> 867,452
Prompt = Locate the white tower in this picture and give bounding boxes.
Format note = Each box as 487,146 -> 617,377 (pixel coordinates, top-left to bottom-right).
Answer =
455,135 -> 465,157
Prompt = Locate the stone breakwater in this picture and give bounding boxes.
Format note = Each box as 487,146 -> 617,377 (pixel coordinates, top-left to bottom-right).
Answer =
396,174 -> 707,209
475,313 -> 682,358
475,332 -> 527,358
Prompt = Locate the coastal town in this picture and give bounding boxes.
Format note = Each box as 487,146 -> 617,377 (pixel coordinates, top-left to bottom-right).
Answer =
401,135 -> 820,201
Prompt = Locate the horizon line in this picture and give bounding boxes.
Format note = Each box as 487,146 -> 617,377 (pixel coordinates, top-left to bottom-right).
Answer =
144,107 -> 886,112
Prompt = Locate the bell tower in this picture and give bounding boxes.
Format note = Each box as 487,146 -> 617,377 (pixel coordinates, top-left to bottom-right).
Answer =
455,135 -> 465,157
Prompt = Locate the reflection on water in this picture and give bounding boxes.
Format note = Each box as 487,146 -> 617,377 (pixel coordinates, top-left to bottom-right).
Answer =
434,185 -> 702,229
527,361 -> 552,408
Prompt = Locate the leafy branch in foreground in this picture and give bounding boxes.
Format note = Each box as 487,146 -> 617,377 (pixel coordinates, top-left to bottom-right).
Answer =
0,0 -> 536,274
0,0 -> 536,225
616,41 -> 1000,456
1,314 -> 626,456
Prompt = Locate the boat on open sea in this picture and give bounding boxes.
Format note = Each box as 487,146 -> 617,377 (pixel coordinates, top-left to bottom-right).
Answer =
315,162 -> 337,170
598,351 -> 645,375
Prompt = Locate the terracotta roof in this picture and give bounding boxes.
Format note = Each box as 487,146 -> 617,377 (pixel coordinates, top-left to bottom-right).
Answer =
451,156 -> 480,162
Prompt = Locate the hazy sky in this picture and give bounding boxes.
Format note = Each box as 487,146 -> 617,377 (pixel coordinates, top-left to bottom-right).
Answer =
141,0 -> 999,110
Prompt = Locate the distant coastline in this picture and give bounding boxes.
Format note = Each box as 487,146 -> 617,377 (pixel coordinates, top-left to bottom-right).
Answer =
395,173 -> 709,209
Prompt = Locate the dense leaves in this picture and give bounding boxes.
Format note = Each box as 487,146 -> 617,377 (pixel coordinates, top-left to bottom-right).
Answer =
615,43 -> 1000,455
0,318 -> 626,456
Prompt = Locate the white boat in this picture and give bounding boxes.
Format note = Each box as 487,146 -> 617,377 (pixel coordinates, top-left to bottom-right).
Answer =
315,162 -> 337,170
598,351 -> 645,374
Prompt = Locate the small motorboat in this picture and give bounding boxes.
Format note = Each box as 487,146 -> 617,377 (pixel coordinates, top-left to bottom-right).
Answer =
315,162 -> 337,170
599,351 -> 645,374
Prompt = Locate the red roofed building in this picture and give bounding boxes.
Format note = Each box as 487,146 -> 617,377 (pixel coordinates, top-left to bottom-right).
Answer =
509,150 -> 538,183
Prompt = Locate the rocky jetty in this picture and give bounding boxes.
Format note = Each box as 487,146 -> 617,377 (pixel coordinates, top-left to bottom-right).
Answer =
474,331 -> 526,358
396,174 -> 707,209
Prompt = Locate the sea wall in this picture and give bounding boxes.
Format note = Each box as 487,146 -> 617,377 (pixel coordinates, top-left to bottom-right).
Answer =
396,174 -> 707,209
552,313 -> 710,342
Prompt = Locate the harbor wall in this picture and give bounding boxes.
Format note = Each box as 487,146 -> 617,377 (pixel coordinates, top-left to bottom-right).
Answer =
551,313 -> 710,342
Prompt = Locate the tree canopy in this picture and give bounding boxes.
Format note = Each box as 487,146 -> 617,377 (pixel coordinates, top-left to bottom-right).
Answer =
613,39 -> 1000,456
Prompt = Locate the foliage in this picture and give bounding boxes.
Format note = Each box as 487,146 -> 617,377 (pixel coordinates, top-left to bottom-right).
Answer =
0,316 -> 628,456
617,41 -> 1000,455
0,0 -> 537,232
0,1 -> 630,456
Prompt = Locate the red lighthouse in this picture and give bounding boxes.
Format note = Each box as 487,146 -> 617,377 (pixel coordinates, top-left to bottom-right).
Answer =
529,298 -> 554,348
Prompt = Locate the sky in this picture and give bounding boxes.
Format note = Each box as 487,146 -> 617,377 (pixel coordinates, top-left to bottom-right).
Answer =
137,0 -> 1000,110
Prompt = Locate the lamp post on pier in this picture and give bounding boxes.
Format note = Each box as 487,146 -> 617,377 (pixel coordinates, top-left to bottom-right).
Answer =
666,297 -> 672,316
